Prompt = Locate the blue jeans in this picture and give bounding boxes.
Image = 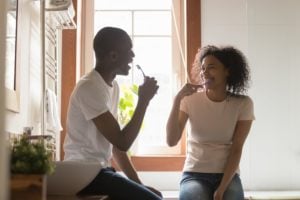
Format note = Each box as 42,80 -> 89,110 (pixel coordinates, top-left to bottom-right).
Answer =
179,172 -> 244,200
77,167 -> 162,200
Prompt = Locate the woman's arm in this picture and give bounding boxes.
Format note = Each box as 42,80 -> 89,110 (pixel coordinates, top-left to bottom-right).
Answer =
166,84 -> 200,146
166,95 -> 188,146
214,120 -> 253,200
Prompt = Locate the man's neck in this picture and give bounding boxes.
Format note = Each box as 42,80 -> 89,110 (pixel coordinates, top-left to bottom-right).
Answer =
95,67 -> 116,87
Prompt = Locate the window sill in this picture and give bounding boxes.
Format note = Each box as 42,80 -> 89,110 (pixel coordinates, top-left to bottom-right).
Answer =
130,155 -> 185,171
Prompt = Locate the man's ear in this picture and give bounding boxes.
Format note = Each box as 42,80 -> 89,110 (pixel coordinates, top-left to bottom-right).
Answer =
109,51 -> 119,62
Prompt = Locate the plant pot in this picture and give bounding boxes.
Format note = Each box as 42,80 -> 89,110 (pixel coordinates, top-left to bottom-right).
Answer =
10,174 -> 47,200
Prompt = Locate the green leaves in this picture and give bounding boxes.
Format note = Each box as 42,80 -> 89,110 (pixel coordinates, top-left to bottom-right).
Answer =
131,84 -> 139,95
10,137 -> 55,175
118,84 -> 138,126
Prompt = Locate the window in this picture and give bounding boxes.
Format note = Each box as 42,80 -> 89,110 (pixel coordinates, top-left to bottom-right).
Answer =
5,0 -> 20,112
94,0 -> 185,156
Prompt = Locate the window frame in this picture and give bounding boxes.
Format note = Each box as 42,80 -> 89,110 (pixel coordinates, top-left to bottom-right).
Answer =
5,0 -> 20,113
94,8 -> 177,156
65,0 -> 201,171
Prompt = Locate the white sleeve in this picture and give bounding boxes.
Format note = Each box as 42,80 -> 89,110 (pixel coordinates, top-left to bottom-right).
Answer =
75,82 -> 109,120
238,96 -> 255,121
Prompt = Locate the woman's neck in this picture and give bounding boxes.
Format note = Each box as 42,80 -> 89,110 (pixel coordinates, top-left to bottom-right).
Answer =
206,88 -> 227,102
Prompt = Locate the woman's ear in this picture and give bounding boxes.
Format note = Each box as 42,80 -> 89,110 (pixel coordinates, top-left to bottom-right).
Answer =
225,67 -> 230,77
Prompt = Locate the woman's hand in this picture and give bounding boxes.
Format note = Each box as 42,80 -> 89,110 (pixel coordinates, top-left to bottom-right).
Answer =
214,187 -> 225,200
176,83 -> 203,100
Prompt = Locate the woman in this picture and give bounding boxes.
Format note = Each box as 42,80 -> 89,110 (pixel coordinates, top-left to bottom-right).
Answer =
166,45 -> 255,200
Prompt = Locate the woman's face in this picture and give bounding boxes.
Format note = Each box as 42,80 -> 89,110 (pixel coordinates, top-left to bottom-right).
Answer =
200,55 -> 229,90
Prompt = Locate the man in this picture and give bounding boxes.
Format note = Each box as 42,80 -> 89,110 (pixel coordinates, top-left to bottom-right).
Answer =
63,27 -> 161,200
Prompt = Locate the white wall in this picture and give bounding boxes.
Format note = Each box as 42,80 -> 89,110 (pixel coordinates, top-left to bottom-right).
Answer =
5,0 -> 43,135
127,0 -> 300,192
201,0 -> 300,190
1,2 -> 42,198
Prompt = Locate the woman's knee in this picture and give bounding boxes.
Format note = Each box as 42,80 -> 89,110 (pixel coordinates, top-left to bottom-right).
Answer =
223,174 -> 244,200
180,179 -> 211,200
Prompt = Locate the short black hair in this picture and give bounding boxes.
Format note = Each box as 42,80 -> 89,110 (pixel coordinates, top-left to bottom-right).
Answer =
93,27 -> 130,60
200,45 -> 250,95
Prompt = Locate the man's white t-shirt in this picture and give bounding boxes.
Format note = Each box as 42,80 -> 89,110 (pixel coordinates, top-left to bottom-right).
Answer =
180,91 -> 255,173
62,69 -> 119,192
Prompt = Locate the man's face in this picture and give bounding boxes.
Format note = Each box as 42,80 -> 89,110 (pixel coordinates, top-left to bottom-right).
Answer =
111,36 -> 135,76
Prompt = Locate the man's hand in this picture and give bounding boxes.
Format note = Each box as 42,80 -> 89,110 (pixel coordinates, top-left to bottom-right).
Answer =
138,76 -> 159,103
145,185 -> 163,198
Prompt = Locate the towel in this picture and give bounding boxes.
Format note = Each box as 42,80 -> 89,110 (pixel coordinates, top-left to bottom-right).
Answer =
47,161 -> 100,195
46,88 -> 63,132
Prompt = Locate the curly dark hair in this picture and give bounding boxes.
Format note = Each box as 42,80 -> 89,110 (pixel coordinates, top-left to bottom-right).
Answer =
199,45 -> 250,95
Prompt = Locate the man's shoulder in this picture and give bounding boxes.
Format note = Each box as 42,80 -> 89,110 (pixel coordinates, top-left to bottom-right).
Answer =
75,78 -> 94,92
76,71 -> 102,90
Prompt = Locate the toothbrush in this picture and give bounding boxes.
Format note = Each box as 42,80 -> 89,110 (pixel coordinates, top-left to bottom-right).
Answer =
136,64 -> 146,78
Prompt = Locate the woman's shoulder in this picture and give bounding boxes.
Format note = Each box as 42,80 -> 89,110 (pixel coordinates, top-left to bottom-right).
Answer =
228,93 -> 254,106
184,90 -> 206,101
228,92 -> 250,99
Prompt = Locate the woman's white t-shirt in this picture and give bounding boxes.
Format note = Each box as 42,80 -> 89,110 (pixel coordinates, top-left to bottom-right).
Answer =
180,91 -> 255,173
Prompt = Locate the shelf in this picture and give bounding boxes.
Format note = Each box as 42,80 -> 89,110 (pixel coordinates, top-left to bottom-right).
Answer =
45,0 -> 76,29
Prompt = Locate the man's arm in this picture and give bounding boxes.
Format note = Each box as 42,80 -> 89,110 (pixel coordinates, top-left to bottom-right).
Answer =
112,146 -> 163,197
112,146 -> 141,183
93,77 -> 158,151
93,99 -> 148,151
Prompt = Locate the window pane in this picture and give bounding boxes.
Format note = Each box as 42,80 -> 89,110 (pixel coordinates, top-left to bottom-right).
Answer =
93,0 -> 179,155
134,11 -> 171,35
94,11 -> 132,35
5,38 -> 16,90
133,37 -> 172,152
5,11 -> 17,90
133,37 -> 171,75
95,0 -> 171,10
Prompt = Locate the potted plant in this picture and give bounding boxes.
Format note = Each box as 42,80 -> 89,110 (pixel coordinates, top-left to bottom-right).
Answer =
10,136 -> 55,200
